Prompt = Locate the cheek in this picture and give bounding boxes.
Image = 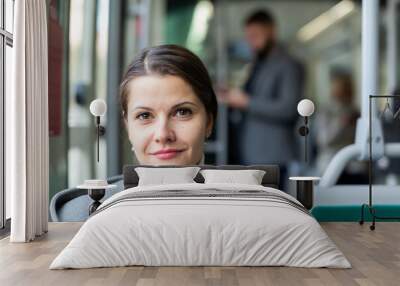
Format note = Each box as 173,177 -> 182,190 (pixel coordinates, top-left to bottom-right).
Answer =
127,120 -> 153,152
175,117 -> 206,146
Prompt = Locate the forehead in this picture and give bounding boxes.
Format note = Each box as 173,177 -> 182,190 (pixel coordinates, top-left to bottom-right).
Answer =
127,75 -> 201,110
245,23 -> 270,33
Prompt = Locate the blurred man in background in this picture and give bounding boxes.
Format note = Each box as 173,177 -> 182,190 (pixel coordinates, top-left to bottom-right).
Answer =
218,9 -> 303,192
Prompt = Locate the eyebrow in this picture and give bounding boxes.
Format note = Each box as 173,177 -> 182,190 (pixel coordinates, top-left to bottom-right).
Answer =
131,101 -> 197,111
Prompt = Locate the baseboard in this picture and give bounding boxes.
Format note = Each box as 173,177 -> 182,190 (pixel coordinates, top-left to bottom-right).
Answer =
312,205 -> 400,222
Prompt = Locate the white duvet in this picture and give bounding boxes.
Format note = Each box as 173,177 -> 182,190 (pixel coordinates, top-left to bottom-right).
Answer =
50,183 -> 351,269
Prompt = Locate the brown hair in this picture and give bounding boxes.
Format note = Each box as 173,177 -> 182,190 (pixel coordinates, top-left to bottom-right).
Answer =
245,10 -> 275,27
120,44 -> 218,127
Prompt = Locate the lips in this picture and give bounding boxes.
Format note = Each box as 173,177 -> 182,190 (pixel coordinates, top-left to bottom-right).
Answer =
151,149 -> 184,160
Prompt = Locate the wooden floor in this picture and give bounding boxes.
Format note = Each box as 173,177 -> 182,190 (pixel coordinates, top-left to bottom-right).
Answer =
0,222 -> 399,286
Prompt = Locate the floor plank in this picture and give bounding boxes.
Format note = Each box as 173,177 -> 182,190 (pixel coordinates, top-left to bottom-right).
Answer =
0,222 -> 399,286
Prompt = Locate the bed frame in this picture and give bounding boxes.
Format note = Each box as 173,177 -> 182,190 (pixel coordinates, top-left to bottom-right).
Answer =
50,165 -> 280,222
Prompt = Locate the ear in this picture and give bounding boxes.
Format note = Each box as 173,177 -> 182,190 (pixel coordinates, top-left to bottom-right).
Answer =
267,25 -> 276,39
123,115 -> 131,139
122,112 -> 128,130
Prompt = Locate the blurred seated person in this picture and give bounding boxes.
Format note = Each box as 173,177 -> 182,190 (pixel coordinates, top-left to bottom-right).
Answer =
120,45 -> 217,166
316,71 -> 365,183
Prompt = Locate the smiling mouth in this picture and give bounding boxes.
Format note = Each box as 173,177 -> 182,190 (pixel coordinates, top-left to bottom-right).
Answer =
152,149 -> 185,160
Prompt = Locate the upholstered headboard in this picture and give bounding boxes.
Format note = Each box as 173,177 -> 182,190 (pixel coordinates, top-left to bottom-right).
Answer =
123,164 -> 280,189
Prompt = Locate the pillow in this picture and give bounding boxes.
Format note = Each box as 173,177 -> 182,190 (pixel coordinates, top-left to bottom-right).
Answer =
135,167 -> 201,186
200,169 -> 266,185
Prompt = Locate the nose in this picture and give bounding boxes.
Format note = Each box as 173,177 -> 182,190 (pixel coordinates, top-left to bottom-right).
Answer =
154,117 -> 176,144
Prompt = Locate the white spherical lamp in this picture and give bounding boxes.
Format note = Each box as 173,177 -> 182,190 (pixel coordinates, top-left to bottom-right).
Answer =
297,99 -> 315,163
297,99 -> 315,117
90,99 -> 107,117
89,99 -> 107,163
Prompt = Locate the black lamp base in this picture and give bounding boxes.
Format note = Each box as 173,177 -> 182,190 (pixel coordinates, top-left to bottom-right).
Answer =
88,189 -> 105,215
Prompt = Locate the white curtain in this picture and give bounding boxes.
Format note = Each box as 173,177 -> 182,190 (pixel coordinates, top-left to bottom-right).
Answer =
7,0 -> 49,242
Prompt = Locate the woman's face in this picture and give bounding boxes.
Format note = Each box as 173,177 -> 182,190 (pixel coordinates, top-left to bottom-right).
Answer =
125,74 -> 213,165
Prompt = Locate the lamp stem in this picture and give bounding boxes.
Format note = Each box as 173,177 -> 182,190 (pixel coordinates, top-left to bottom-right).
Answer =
96,116 -> 100,163
305,116 -> 308,163
97,126 -> 99,162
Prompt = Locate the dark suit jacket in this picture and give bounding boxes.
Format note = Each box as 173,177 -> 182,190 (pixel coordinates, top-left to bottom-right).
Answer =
239,46 -> 303,165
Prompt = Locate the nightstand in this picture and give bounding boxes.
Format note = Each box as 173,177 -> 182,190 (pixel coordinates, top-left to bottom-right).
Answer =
77,181 -> 117,215
289,177 -> 320,210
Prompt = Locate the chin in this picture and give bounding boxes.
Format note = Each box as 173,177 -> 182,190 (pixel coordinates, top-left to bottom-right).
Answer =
140,150 -> 200,165
153,156 -> 199,166
153,158 -> 190,166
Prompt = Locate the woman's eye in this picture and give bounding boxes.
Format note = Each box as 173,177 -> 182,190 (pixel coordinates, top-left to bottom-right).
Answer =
136,112 -> 152,120
175,108 -> 192,117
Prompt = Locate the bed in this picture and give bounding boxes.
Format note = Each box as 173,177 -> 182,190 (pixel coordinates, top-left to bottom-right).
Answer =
50,165 -> 350,269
